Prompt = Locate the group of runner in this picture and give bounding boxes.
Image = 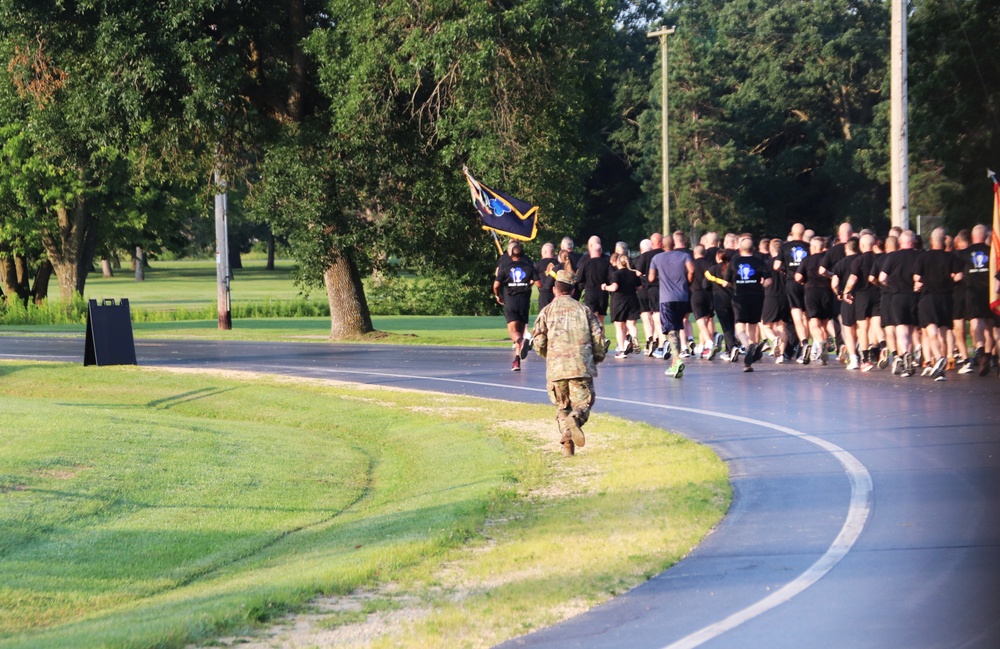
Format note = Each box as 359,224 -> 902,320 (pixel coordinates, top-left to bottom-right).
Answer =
495,224 -> 1000,380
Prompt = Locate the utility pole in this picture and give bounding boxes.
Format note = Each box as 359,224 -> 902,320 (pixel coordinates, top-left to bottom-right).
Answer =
214,165 -> 232,330
890,0 -> 909,231
648,26 -> 676,236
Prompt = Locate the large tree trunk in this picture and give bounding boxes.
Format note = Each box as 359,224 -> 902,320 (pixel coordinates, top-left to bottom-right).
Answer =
101,259 -> 114,277
31,260 -> 53,304
1,255 -> 30,305
42,192 -> 97,303
266,231 -> 276,271
324,247 -> 373,340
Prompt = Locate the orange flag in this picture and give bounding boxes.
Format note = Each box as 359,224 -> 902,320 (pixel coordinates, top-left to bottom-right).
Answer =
992,172 -> 1000,316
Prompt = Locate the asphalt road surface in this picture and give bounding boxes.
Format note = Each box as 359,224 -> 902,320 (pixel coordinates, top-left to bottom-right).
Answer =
3,335 -> 999,649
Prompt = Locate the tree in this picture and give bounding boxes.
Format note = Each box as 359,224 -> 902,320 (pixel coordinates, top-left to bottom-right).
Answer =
0,2 -> 207,302
909,0 -> 1000,229
637,0 -> 892,238
248,0 -> 624,335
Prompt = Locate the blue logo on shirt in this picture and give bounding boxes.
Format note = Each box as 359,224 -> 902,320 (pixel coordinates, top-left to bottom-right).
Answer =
792,247 -> 807,264
510,267 -> 527,283
738,264 -> 755,281
972,251 -> 988,269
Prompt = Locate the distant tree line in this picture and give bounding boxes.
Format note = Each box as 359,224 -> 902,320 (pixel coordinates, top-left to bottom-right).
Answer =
0,0 -> 996,332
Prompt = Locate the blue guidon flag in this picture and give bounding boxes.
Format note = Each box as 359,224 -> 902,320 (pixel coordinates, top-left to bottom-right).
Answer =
463,166 -> 538,241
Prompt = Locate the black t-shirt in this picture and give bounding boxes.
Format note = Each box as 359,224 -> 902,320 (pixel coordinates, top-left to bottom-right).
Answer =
707,262 -> 734,297
960,242 -> 991,293
914,249 -> 962,294
634,249 -> 663,288
782,240 -> 810,278
798,254 -> 830,290
535,257 -> 557,293
609,268 -> 640,298
765,256 -> 785,296
831,255 -> 857,296
821,243 -> 847,273
576,254 -> 612,296
725,254 -> 770,296
878,248 -> 921,294
496,256 -> 538,297
848,252 -> 876,292
691,256 -> 714,292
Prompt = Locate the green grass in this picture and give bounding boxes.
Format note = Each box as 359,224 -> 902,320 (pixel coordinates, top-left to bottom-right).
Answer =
0,362 -> 729,648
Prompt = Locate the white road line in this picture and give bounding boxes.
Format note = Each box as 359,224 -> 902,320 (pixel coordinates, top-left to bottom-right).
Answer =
257,364 -> 874,648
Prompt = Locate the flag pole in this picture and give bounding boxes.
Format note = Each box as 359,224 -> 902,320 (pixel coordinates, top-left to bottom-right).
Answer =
490,230 -> 504,256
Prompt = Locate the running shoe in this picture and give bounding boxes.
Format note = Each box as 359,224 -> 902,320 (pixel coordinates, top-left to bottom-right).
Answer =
827,336 -> 836,354
929,357 -> 947,381
706,345 -> 719,361
615,350 -> 627,360
743,365 -> 754,372
518,336 -> 532,360
978,354 -> 993,377
687,338 -> 696,356
713,332 -> 724,351
846,357 -> 860,370
626,333 -> 635,353
511,357 -> 521,372
891,355 -> 903,375
729,347 -> 740,363
900,352 -> 915,378
877,349 -> 890,370
819,351 -> 828,366
914,345 -> 923,366
744,343 -> 757,368
652,348 -> 665,360
920,364 -> 933,377
754,343 -> 765,363
958,358 -> 975,375
604,339 -> 611,354
760,339 -> 772,355
645,337 -> 655,357
776,355 -> 787,364
664,362 -> 685,378
860,360 -> 873,372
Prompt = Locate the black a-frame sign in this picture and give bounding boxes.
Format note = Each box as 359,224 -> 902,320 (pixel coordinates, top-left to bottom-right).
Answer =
84,299 -> 137,366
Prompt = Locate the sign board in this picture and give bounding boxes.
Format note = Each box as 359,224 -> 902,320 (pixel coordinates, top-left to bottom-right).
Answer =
84,299 -> 137,366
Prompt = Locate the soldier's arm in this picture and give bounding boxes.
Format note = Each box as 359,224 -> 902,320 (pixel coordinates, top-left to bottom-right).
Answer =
588,310 -> 607,364
531,313 -> 548,358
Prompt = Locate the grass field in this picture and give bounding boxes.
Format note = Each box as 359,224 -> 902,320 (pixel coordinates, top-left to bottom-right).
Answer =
0,362 -> 729,648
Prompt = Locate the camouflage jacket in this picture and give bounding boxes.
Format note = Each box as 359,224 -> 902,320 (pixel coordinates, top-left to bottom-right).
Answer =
531,294 -> 608,381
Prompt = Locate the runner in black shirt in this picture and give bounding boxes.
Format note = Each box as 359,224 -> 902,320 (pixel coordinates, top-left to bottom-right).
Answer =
535,243 -> 557,312
725,234 -> 772,371
762,238 -> 791,362
576,238 -> 612,327
705,249 -> 737,356
604,254 -> 643,359
635,234 -> 665,354
957,225 -> 995,374
878,230 -> 922,377
913,228 -> 963,380
830,239 -> 860,369
795,237 -> 834,364
843,233 -> 879,370
781,223 -> 811,361
691,244 -> 718,359
494,241 -> 541,371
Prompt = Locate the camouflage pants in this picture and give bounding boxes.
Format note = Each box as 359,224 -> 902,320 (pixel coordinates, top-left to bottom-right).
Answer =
547,378 -> 596,435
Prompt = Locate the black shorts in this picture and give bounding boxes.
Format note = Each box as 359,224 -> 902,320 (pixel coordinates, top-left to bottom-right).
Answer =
584,290 -> 609,317
733,294 -> 764,324
880,291 -> 896,326
646,286 -> 660,310
637,287 -> 652,313
853,289 -> 876,321
786,281 -> 806,310
966,286 -> 993,320
891,292 -> 919,327
660,301 -> 690,333
805,288 -> 835,321
918,293 -> 953,328
611,294 -> 641,323
691,289 -> 714,319
840,299 -> 858,327
762,294 -> 790,324
951,287 -> 965,320
503,293 -> 531,324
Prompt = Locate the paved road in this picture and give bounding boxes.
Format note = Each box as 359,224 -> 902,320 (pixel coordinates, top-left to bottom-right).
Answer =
3,335 -> 999,648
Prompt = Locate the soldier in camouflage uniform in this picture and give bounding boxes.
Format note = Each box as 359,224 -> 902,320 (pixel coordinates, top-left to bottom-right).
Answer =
531,269 -> 609,456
